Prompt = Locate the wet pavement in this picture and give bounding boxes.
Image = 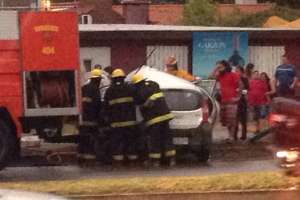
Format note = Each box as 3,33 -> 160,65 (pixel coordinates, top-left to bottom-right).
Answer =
0,159 -> 279,182
0,123 -> 277,182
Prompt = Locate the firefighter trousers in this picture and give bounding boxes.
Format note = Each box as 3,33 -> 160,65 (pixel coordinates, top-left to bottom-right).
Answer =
147,121 -> 176,162
110,126 -> 138,162
78,126 -> 97,159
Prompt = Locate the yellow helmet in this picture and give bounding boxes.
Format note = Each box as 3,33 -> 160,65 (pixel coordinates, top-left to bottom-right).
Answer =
91,69 -> 102,78
131,74 -> 144,84
112,69 -> 125,78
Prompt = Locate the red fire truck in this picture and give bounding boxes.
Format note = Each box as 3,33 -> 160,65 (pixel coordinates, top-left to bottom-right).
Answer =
0,11 -> 80,170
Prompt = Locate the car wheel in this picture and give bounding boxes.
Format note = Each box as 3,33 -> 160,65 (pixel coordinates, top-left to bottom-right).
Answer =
197,123 -> 212,163
0,120 -> 14,170
197,146 -> 210,163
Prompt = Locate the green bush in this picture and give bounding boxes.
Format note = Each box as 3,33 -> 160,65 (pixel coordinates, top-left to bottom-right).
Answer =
183,0 -> 217,26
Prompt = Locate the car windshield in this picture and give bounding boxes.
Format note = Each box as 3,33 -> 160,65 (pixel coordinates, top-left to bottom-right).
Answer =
163,89 -> 203,111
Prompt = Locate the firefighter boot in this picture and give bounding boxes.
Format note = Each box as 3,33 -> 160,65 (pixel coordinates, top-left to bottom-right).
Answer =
112,160 -> 123,170
78,154 -> 96,168
78,157 -> 91,168
77,156 -> 85,168
127,154 -> 138,168
112,155 -> 124,170
150,159 -> 161,169
168,157 -> 176,167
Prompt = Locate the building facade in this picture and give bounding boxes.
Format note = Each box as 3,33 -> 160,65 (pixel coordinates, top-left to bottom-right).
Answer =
79,25 -> 300,80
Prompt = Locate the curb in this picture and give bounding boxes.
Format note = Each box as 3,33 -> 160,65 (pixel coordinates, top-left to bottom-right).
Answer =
68,188 -> 300,200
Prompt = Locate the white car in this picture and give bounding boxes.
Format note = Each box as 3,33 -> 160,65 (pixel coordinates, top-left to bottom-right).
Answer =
127,66 -> 218,162
0,189 -> 68,200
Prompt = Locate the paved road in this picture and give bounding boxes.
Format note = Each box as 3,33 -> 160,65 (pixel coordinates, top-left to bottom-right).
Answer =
0,123 -> 276,182
0,159 -> 279,182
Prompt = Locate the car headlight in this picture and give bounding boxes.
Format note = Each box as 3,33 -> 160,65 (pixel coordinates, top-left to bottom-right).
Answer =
276,151 -> 288,158
286,151 -> 299,162
276,150 -> 299,162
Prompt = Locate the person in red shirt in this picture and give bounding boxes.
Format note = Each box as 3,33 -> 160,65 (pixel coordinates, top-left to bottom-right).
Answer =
211,60 -> 241,142
248,71 -> 270,133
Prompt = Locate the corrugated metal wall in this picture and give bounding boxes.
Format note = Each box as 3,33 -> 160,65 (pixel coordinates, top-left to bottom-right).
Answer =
80,47 -> 111,84
249,46 -> 284,77
146,45 -> 189,71
0,11 -> 19,39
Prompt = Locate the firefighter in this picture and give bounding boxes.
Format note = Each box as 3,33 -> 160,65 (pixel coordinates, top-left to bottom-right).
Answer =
104,69 -> 137,168
131,74 -> 176,167
165,56 -> 196,82
78,68 -> 102,166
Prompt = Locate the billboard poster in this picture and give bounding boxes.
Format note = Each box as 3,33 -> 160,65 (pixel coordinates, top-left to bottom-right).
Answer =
192,32 -> 248,78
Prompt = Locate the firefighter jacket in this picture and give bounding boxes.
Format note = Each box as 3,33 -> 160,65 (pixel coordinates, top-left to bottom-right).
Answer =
104,82 -> 136,128
134,80 -> 173,127
81,82 -> 101,127
175,69 -> 196,82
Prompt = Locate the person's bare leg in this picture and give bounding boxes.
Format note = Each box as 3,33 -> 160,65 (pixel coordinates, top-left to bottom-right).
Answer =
259,119 -> 267,132
226,126 -> 233,143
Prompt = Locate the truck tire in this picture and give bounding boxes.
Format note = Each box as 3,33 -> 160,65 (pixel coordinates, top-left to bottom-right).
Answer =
0,120 -> 14,170
191,123 -> 212,163
197,146 -> 210,163
35,117 -> 63,142
36,127 -> 62,142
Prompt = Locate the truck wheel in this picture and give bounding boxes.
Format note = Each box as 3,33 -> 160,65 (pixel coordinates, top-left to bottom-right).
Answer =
197,146 -> 210,163
198,122 -> 212,163
36,127 -> 62,142
35,117 -> 63,142
0,120 -> 14,170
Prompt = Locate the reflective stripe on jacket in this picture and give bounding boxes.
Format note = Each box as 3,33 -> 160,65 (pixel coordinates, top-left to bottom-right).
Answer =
111,120 -> 136,128
104,81 -> 136,128
146,113 -> 174,127
109,97 -> 134,105
81,82 -> 101,127
134,80 -> 173,126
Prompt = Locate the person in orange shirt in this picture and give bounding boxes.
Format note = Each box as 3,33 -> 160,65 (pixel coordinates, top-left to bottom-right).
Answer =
165,56 -> 196,82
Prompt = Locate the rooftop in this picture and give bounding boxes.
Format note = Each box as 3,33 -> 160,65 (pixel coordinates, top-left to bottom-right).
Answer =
79,24 -> 300,32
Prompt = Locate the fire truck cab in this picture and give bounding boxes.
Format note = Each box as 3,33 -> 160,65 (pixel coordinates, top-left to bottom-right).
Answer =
0,11 -> 80,170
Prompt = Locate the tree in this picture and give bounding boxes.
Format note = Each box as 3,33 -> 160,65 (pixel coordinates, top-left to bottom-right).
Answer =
183,0 -> 217,26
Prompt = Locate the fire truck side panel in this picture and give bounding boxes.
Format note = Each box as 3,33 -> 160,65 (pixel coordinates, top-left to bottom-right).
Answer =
20,12 -> 80,71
